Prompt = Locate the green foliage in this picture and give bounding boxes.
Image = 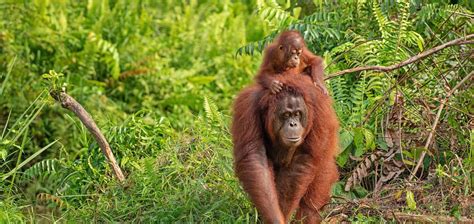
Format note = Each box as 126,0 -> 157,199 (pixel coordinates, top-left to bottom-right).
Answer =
0,0 -> 472,222
22,159 -> 63,180
257,0 -> 297,28
406,190 -> 417,210
0,200 -> 25,223
242,0 -> 472,206
84,32 -> 121,79
325,1 -> 471,172
0,0 -> 266,221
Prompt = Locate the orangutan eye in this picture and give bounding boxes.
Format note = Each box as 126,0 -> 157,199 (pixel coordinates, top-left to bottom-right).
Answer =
282,112 -> 290,118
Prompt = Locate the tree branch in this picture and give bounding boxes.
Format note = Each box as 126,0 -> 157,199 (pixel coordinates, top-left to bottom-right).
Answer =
50,90 -> 125,182
325,34 -> 474,80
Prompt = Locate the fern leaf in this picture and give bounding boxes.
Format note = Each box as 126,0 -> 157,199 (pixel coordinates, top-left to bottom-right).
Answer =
22,159 -> 63,180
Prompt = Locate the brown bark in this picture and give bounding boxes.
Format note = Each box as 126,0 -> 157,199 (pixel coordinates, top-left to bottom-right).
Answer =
51,91 -> 125,182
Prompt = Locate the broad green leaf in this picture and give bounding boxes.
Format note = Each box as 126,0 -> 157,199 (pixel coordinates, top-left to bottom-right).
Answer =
336,146 -> 350,167
406,190 -> 417,210
362,128 -> 375,150
353,127 -> 365,157
339,130 -> 354,153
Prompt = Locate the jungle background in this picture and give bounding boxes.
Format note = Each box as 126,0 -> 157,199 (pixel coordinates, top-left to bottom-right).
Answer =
0,0 -> 472,222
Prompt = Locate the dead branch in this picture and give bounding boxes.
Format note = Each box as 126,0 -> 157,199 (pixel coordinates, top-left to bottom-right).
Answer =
50,90 -> 125,182
409,71 -> 474,181
386,212 -> 473,223
325,34 -> 474,80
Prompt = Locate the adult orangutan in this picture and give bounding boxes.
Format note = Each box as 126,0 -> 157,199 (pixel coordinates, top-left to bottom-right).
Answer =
232,74 -> 339,223
255,30 -> 328,96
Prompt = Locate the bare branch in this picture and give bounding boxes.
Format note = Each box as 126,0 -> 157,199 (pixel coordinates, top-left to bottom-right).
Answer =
408,71 -> 474,181
50,90 -> 125,182
325,34 -> 474,80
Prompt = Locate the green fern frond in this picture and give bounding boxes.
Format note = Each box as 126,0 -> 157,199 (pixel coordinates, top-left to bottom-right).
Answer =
203,97 -> 223,126
417,3 -> 438,21
397,0 -> 410,47
405,31 -> 425,51
302,11 -> 337,23
364,72 -> 385,100
349,74 -> 367,125
87,32 -> 121,79
22,159 -> 63,180
445,4 -> 473,15
236,32 -> 276,56
256,0 -> 296,28
327,42 -> 355,58
288,23 -> 342,44
373,2 -> 389,40
329,76 -> 349,105
237,5 -> 345,56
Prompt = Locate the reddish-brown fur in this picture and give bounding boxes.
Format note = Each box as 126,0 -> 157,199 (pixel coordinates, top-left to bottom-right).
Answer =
256,30 -> 328,95
232,74 -> 339,223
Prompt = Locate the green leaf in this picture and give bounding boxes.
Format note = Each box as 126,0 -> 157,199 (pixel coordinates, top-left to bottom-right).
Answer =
402,159 -> 416,166
337,130 -> 353,167
339,130 -> 354,152
451,205 -> 461,219
353,127 -> 365,157
188,76 -> 216,85
416,37 -> 424,51
0,149 -> 6,161
292,7 -> 301,18
362,128 -> 375,150
331,181 -> 344,196
121,156 -> 130,167
406,190 -> 417,210
336,146 -> 350,167
353,186 -> 369,197
376,137 -> 388,151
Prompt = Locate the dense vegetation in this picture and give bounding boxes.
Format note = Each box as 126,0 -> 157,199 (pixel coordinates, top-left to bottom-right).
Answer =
1,0 -> 472,222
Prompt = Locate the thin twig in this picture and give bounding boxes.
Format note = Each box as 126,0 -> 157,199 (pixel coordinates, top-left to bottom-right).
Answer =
408,71 -> 474,181
50,90 -> 125,182
325,34 -> 474,80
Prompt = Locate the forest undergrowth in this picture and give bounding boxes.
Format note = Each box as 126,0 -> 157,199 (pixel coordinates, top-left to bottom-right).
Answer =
0,0 -> 472,222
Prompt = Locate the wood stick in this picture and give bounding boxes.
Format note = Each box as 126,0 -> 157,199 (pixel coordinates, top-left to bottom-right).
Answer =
50,90 -> 125,182
325,34 -> 474,80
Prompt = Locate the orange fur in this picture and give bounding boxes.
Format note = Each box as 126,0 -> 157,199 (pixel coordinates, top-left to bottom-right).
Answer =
232,74 -> 339,223
255,30 -> 327,95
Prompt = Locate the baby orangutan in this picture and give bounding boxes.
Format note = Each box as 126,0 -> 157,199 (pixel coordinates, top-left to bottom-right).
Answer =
256,30 -> 328,95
